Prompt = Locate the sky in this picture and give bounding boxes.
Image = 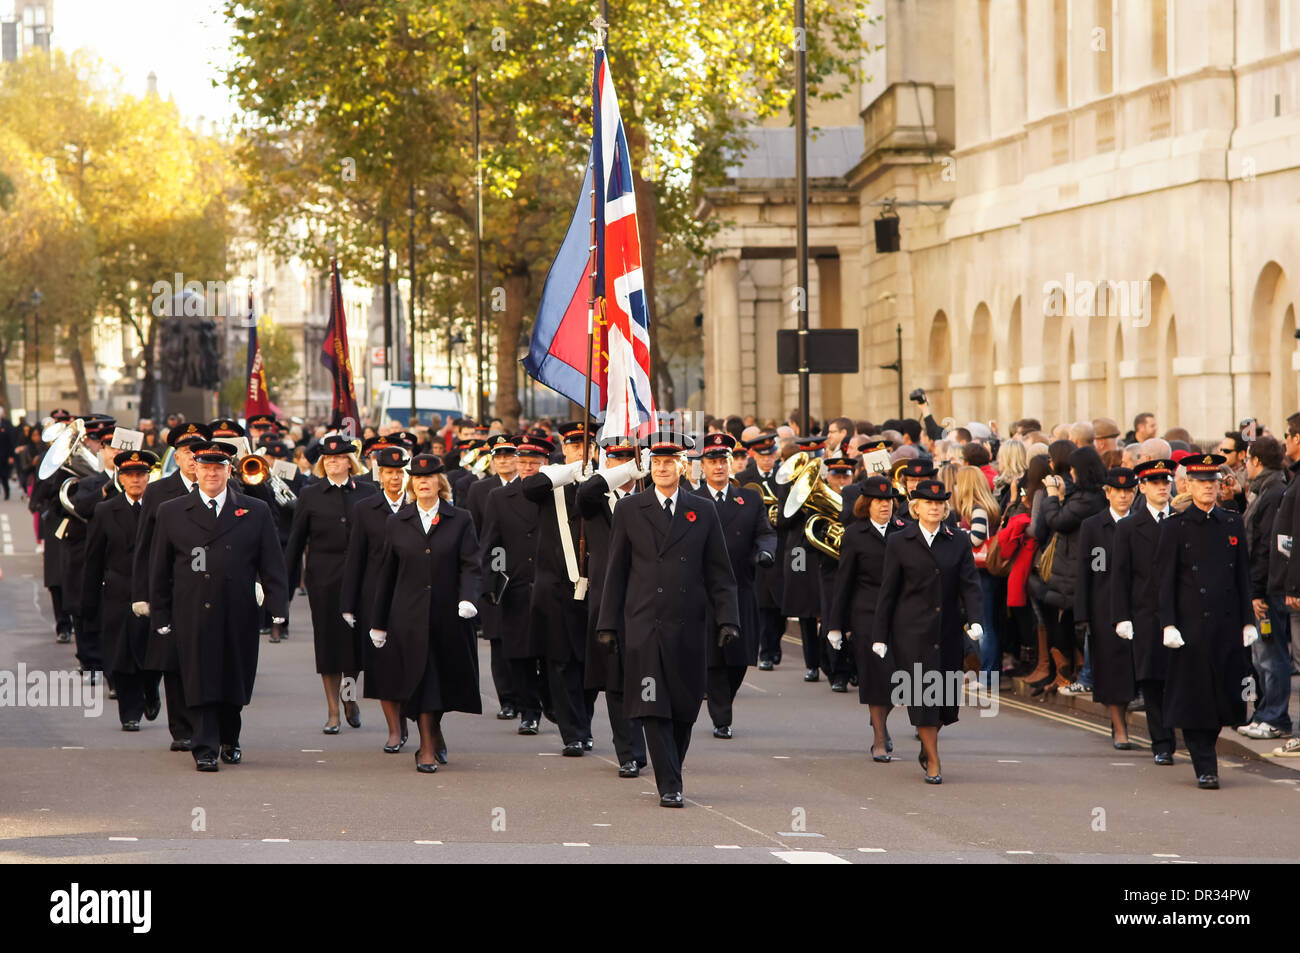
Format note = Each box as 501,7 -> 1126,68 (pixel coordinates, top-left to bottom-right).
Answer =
46,0 -> 239,125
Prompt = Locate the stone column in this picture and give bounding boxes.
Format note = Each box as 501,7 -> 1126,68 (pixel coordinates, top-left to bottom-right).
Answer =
707,253 -> 743,415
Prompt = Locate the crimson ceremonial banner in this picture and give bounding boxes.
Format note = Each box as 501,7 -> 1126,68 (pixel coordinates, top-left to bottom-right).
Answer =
321,259 -> 361,433
242,293 -> 273,420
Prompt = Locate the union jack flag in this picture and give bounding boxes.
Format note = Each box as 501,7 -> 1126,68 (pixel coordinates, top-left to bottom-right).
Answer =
524,47 -> 656,438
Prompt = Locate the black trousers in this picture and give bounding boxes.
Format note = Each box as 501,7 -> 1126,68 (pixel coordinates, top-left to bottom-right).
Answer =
820,622 -> 853,680
111,669 -> 155,724
798,617 -> 821,670
489,639 -> 516,709
604,692 -> 646,766
1182,727 -> 1220,777
1138,678 -> 1174,757
706,664 -> 747,728
757,608 -> 784,663
191,703 -> 242,762
163,670 -> 194,743
643,715 -> 695,796
547,657 -> 598,745
72,617 -> 102,673
509,657 -> 545,721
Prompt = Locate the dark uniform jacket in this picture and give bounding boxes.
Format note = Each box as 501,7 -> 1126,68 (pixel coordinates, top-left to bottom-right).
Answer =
597,489 -> 739,721
82,493 -> 150,675
736,462 -> 783,611
1076,508 -> 1134,705
147,491 -> 289,707
1156,504 -> 1253,730
478,479 -> 542,658
340,491 -> 409,700
1111,502 -> 1172,682
576,473 -> 633,691
369,503 -> 483,712
692,483 -> 775,667
831,515 -> 906,705
522,472 -> 588,663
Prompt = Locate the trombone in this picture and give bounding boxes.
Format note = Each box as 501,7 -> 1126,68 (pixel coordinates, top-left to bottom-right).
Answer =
237,451 -> 298,509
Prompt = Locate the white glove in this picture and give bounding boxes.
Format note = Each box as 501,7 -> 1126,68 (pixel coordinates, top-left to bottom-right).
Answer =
540,461 -> 584,487
271,616 -> 285,625
599,458 -> 645,488
1115,620 -> 1134,640
458,600 -> 478,619
156,625 -> 171,636
639,447 -> 652,474
131,601 -> 150,618
1162,625 -> 1185,648
254,581 -> 264,606
872,642 -> 887,658
826,629 -> 843,650
370,628 -> 387,647
1243,624 -> 1260,647
342,612 -> 356,628
967,623 -> 984,641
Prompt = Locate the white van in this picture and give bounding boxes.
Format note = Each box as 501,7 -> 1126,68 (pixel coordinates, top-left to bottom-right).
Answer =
372,381 -> 465,428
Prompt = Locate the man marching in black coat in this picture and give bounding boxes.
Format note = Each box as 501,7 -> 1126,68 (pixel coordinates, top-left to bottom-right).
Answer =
597,431 -> 740,807
737,432 -> 785,670
691,432 -> 775,739
147,440 -> 289,771
1156,453 -> 1257,789
83,450 -> 162,730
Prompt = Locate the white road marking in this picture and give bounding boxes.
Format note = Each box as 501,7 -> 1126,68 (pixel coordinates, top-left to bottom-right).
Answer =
772,850 -> 850,865
997,759 -> 1021,763
108,836 -> 137,842
1,514 -> 12,554
773,755 -> 790,759
1007,850 -> 1033,854
413,840 -> 442,845
60,746 -> 84,750
714,845 -> 742,849
538,752 -> 560,756
592,823 -> 612,827
301,749 -> 323,753
778,831 -> 824,837
857,848 -> 887,853
1152,853 -> 1180,858
262,838 -> 290,843
563,842 -> 590,847
740,681 -> 768,694
1110,762 -> 1135,766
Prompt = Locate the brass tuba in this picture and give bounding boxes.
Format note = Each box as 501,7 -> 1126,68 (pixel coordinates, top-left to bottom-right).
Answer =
889,458 -> 910,500
782,455 -> 844,559
744,481 -> 780,527
238,451 -> 298,509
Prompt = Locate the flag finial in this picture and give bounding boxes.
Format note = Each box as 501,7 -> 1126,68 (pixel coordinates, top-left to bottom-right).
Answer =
592,14 -> 608,49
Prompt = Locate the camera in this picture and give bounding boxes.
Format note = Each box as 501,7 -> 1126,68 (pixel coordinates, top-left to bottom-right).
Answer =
908,388 -> 927,405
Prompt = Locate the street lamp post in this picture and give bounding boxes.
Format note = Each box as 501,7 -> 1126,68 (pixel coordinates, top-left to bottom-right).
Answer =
30,290 -> 42,419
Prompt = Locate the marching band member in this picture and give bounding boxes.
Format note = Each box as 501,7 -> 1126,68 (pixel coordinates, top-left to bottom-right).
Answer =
577,437 -> 649,777
340,445 -> 412,752
872,478 -> 983,784
30,408 -> 75,643
284,433 -> 377,733
692,433 -> 775,739
1075,467 -> 1138,747
82,450 -> 162,730
1156,453 -> 1256,789
737,431 -> 785,671
147,440 -> 289,771
819,455 -> 856,691
828,475 -> 905,761
369,454 -> 482,773
777,439 -> 824,683
597,431 -> 739,808
60,415 -> 116,679
479,433 -> 551,734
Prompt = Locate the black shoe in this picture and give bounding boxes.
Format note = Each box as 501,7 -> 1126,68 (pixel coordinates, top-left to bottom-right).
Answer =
121,720 -> 140,732
415,753 -> 437,774
1127,697 -> 1146,713
268,627 -> 280,644
219,744 -> 241,764
1197,774 -> 1219,789
848,674 -> 859,687
322,722 -> 341,735
195,757 -> 219,772
924,773 -> 943,784
434,746 -> 448,765
169,739 -> 193,752
344,700 -> 361,729
758,659 -> 774,671
618,761 -> 639,778
1113,740 -> 1136,750
108,687 -> 118,700
886,737 -> 894,753
582,737 -> 594,751
713,725 -> 733,739
496,705 -> 517,720
872,752 -> 893,763
659,792 -> 684,808
144,696 -> 161,722
562,742 -> 584,756
804,669 -> 819,682
55,631 -> 71,644
830,677 -> 848,693
383,737 -> 406,754
518,719 -> 539,735
774,651 -> 782,665
401,722 -> 409,745
1153,752 -> 1174,766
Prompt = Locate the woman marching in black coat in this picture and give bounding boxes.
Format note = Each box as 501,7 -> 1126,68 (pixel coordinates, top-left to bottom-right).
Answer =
340,446 -> 413,752
872,478 -> 983,784
369,454 -> 482,773
827,475 -> 906,762
284,433 -> 376,734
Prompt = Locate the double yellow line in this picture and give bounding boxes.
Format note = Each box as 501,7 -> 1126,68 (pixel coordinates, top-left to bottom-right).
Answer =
997,693 -> 1152,746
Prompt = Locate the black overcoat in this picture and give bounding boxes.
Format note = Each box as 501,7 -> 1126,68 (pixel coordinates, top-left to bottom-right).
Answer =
830,516 -> 906,705
1076,509 -> 1134,705
478,479 -> 543,659
576,473 -> 632,691
1111,503 -> 1170,682
597,491 -> 739,721
778,500 -> 822,618
736,463 -> 784,610
522,472 -> 587,663
284,478 -> 377,673
340,491 -> 410,699
1156,505 -> 1254,730
691,483 -> 775,667
872,521 -> 982,726
369,504 -> 482,713
147,492 -> 289,706
82,493 -> 149,674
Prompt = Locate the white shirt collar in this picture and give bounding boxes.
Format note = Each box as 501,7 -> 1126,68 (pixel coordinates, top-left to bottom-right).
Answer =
1109,508 -> 1128,523
1147,502 -> 1170,521
327,477 -> 349,489
871,519 -> 889,536
919,523 -> 940,547
200,488 -> 228,513
500,475 -> 513,486
706,482 -> 729,501
654,486 -> 680,510
384,490 -> 404,511
180,473 -> 195,492
417,499 -> 439,526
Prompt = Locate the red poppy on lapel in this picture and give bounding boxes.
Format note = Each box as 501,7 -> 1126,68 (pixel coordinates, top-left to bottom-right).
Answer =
1229,535 -> 1238,546
735,495 -> 745,505
234,508 -> 247,517
685,510 -> 697,522
432,513 -> 440,526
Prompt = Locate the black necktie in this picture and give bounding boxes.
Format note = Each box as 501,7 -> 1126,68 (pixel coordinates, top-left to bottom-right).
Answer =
715,491 -> 725,505
1158,511 -> 1165,522
208,499 -> 218,519
663,497 -> 673,526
